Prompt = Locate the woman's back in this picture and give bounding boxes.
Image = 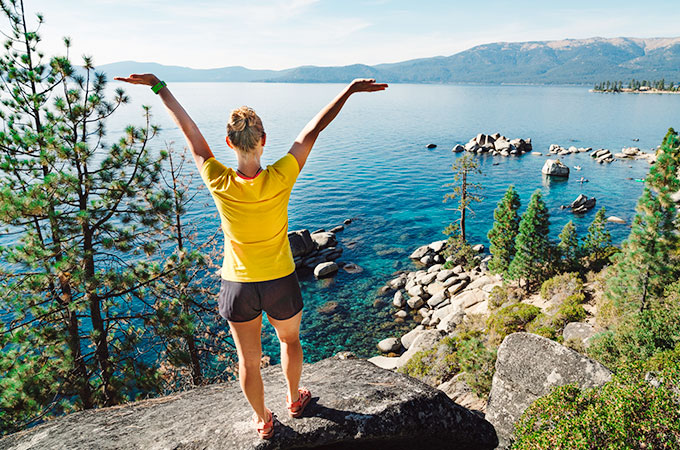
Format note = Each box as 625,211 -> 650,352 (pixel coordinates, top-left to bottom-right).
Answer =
201,153 -> 300,282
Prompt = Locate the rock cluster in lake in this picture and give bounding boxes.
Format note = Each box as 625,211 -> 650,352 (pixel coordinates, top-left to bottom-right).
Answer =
454,133 -> 533,156
548,144 -> 656,164
289,221 -> 353,279
561,194 -> 597,213
548,144 -> 592,155
0,357 -> 499,450
547,144 -> 657,164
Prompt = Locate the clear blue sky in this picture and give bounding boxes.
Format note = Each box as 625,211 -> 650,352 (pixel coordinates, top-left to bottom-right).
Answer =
23,0 -> 680,70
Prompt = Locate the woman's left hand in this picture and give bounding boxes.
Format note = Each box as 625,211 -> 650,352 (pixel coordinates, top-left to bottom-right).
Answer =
348,78 -> 388,93
114,73 -> 160,86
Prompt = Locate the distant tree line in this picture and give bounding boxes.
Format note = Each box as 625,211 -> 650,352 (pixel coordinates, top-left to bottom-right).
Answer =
594,78 -> 679,92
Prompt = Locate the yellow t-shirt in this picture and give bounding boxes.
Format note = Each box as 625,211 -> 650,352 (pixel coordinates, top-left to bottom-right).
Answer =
200,153 -> 300,282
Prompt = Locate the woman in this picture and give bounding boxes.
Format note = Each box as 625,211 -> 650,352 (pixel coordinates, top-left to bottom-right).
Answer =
114,73 -> 387,439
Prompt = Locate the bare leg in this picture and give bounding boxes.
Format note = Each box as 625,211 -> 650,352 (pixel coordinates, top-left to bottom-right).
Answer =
268,310 -> 303,403
228,314 -> 270,424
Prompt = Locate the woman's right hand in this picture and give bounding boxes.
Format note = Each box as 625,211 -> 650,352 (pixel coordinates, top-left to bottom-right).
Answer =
113,73 -> 160,87
348,78 -> 389,94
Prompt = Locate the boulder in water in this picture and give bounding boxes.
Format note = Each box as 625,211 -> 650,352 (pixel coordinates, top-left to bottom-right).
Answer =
288,229 -> 315,257
541,159 -> 570,177
314,261 -> 338,278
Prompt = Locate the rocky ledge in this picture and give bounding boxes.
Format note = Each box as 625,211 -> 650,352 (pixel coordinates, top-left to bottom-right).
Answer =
0,358 -> 498,450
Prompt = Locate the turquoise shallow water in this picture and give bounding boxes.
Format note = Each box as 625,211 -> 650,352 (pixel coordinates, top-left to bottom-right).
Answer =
15,83 -> 680,363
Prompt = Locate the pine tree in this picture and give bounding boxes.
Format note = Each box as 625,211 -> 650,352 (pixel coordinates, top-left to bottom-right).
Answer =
487,185 -> 521,276
0,0 -> 92,430
508,190 -> 552,290
146,145 -> 237,390
582,207 -> 612,261
443,154 -> 482,242
0,2 -> 173,432
558,220 -> 579,272
607,129 -> 680,314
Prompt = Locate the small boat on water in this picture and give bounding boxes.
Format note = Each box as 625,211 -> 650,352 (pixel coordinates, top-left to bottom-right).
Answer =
574,166 -> 582,170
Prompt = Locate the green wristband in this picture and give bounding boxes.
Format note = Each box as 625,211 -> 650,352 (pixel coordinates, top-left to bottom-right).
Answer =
151,80 -> 167,94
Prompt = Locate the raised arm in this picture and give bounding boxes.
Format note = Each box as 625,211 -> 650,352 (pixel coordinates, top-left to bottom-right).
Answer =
114,74 -> 214,170
289,78 -> 387,169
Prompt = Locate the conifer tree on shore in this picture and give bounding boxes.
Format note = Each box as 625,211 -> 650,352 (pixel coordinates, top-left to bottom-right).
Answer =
606,129 -> 680,314
443,154 -> 482,242
487,185 -> 521,276
508,190 -> 552,289
582,207 -> 612,262
558,220 -> 579,272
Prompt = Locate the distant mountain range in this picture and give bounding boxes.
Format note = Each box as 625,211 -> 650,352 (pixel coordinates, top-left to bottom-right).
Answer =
100,37 -> 680,85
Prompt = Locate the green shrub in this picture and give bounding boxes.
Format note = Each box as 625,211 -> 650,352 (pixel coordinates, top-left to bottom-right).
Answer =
487,303 -> 542,344
441,231 -> 479,271
512,361 -> 680,449
551,293 -> 587,330
564,337 -> 587,353
588,303 -> 680,370
489,284 -> 523,310
399,331 -> 498,399
456,337 -> 497,399
540,272 -> 583,302
526,313 -> 558,340
398,338 -> 459,386
398,348 -> 436,379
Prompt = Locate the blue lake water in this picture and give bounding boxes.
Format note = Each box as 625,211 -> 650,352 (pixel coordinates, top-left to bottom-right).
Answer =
35,83 -> 680,363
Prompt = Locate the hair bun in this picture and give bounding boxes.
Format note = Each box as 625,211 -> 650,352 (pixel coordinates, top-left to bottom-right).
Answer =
227,106 -> 265,152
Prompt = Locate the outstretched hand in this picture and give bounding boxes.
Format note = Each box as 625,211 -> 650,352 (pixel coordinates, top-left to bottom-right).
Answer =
349,78 -> 388,93
113,73 -> 160,86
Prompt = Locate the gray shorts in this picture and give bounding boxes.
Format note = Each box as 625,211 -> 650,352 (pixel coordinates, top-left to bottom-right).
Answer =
217,271 -> 303,323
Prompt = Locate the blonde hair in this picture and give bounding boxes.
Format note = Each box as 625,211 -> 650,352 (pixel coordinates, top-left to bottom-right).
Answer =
227,106 -> 265,153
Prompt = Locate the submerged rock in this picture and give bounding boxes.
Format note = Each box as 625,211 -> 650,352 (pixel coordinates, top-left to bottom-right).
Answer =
0,358 -> 498,450
317,301 -> 340,315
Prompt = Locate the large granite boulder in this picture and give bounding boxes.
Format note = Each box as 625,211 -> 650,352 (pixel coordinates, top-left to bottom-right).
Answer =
1,358 -> 498,450
288,229 -> 315,257
485,333 -> 612,449
541,159 -> 569,177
